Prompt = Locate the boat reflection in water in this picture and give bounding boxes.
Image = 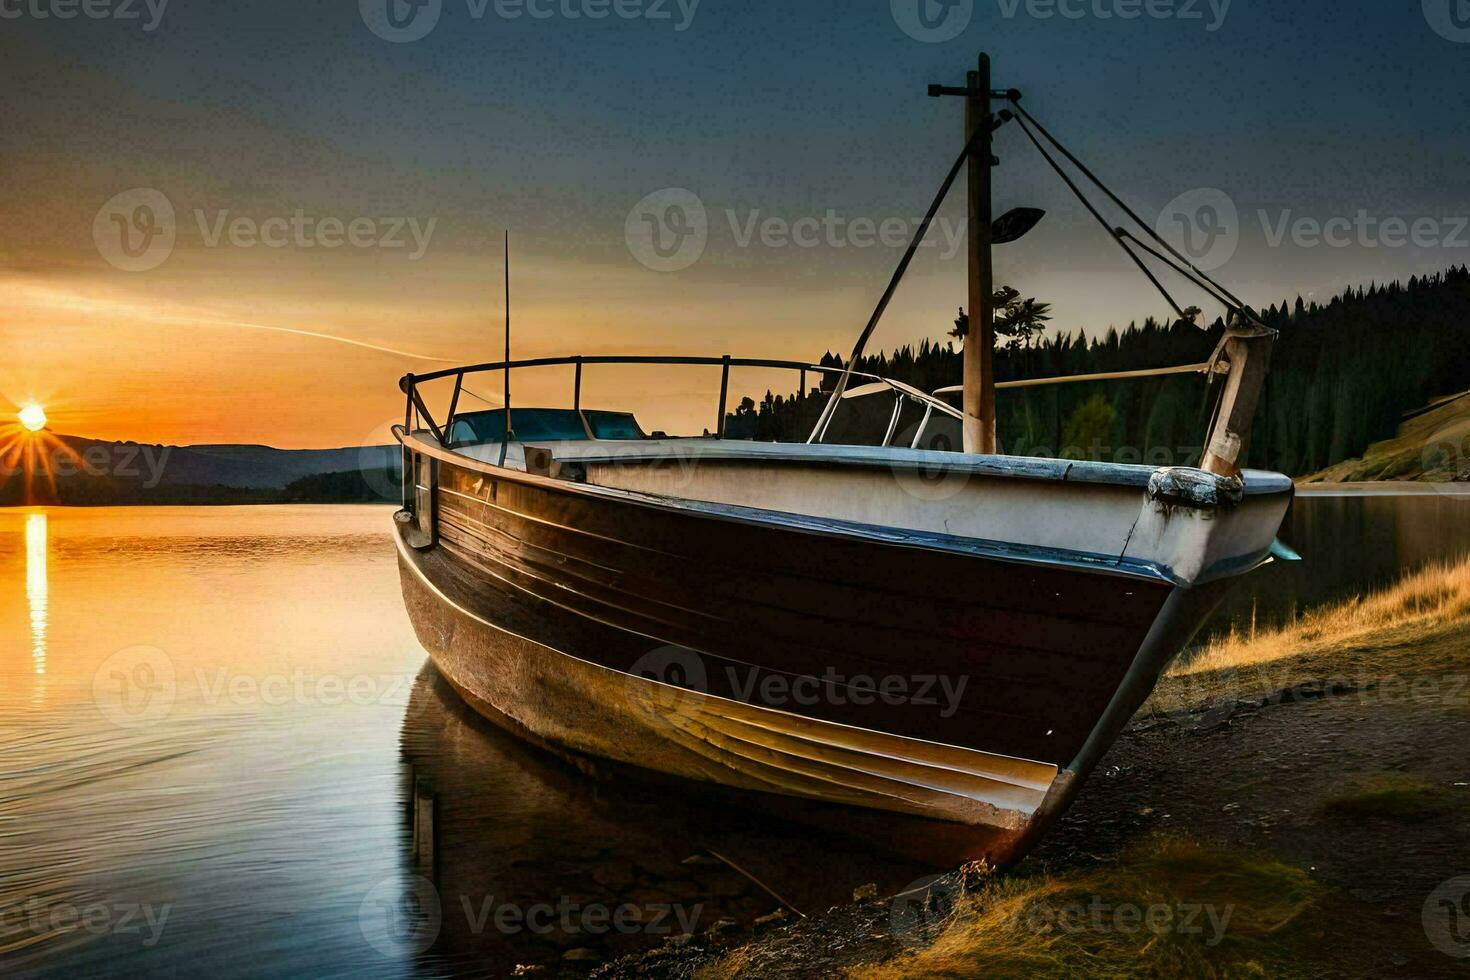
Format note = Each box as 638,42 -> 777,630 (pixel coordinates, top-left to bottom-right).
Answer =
398,664 -> 929,974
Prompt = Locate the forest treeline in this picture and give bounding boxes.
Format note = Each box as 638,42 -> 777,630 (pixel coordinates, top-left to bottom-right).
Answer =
724,266 -> 1470,476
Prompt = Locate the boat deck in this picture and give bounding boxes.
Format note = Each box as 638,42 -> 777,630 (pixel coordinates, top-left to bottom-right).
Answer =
449,436 -> 1294,497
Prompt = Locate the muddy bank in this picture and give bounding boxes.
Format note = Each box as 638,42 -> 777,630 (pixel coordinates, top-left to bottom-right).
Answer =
597,620 -> 1470,978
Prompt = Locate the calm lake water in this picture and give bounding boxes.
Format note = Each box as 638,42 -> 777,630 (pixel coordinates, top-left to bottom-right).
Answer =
1210,487 -> 1470,637
0,506 -> 927,978
2,494 -> 1468,976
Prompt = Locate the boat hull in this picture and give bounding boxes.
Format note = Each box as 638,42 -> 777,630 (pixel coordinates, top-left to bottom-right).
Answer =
394,450 -> 1254,866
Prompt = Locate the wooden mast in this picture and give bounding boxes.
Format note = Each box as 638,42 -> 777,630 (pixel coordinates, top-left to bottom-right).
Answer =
1200,317 -> 1275,477
963,54 -> 997,454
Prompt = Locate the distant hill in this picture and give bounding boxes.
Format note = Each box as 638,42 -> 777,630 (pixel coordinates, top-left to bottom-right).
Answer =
1,435 -> 400,506
1299,391 -> 1470,485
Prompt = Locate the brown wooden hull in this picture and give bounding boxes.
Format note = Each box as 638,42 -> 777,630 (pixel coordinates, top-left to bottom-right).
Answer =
395,453 -> 1242,866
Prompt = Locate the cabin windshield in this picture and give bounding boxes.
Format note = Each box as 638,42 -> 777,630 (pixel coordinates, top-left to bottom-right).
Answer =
449,408 -> 644,446
584,410 -> 646,440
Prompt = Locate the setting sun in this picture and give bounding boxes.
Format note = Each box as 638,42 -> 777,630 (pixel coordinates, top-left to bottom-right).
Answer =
18,404 -> 47,432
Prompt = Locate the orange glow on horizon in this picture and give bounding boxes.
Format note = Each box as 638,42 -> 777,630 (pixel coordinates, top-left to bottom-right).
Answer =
1,424 -> 83,505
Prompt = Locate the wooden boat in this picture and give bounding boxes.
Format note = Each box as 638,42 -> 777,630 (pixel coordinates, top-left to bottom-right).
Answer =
391,54 -> 1294,867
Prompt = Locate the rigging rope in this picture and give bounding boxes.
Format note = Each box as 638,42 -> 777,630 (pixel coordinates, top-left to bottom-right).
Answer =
1010,110 -> 1190,323
1115,228 -> 1241,311
807,110 -> 1008,444
1006,98 -> 1251,313
931,359 -> 1225,394
459,386 -> 502,408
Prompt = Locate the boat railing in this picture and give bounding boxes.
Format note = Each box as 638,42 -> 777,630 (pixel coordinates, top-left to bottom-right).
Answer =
396,351 -> 1237,456
397,354 -> 966,451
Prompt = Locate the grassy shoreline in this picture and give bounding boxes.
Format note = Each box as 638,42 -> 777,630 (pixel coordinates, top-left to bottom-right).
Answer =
1148,553 -> 1470,717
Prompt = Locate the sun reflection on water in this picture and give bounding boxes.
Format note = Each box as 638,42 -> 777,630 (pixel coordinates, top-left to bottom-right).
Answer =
26,512 -> 48,693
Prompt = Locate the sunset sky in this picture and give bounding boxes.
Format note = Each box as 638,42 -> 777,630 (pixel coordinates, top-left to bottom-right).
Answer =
3,1 -> 1468,446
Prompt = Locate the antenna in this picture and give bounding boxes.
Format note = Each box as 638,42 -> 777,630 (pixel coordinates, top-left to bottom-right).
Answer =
498,230 -> 513,466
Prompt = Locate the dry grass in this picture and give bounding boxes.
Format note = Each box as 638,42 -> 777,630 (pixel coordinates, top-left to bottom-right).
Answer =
1148,554 -> 1470,714
843,838 -> 1317,979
